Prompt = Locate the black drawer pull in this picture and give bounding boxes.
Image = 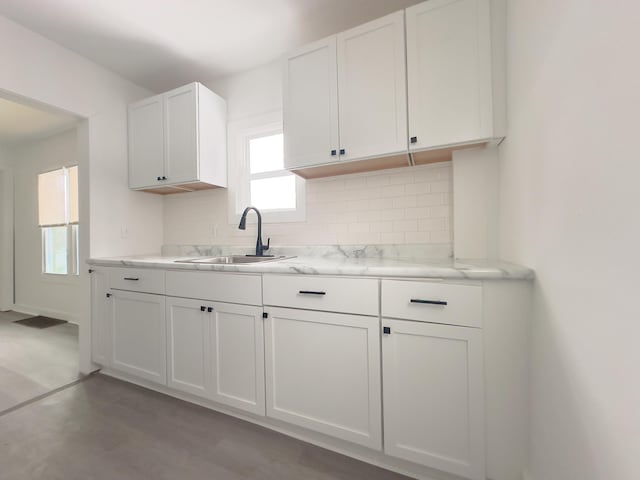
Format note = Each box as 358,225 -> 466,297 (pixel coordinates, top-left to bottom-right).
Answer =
299,290 -> 326,296
410,299 -> 447,306
124,277 -> 139,281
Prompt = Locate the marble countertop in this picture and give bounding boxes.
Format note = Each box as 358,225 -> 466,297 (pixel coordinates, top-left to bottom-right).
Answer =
87,252 -> 533,281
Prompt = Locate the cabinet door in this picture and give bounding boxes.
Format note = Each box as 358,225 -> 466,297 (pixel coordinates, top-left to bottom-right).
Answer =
382,319 -> 485,479
406,0 -> 493,149
210,302 -> 265,415
128,95 -> 164,188
166,297 -> 210,397
283,37 -> 339,169
164,83 -> 198,185
264,307 -> 381,449
90,267 -> 109,366
337,11 -> 407,161
109,290 -> 166,385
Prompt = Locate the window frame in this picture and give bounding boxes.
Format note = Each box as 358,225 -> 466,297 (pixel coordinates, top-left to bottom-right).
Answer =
38,165 -> 79,277
227,111 -> 305,224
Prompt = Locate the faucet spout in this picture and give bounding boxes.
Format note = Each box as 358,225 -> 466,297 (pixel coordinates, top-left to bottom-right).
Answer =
238,206 -> 271,256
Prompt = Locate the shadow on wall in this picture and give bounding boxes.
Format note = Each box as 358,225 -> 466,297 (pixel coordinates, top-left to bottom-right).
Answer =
528,280 -> 603,480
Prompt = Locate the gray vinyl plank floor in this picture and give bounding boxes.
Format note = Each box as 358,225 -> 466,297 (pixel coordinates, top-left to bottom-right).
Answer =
0,374 -> 412,480
0,310 -> 79,413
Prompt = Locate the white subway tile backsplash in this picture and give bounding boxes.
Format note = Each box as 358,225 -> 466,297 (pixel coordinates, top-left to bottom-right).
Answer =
163,162 -> 453,246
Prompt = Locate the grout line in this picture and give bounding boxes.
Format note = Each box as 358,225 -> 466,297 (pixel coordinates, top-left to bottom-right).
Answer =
0,370 -> 99,418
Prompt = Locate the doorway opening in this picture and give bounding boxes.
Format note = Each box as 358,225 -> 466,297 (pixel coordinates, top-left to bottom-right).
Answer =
0,94 -> 85,413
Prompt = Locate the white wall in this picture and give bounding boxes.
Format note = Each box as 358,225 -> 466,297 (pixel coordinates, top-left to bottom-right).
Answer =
163,61 -> 453,249
12,129 -> 82,323
0,143 -> 13,311
0,15 -> 163,372
499,2 -> 640,479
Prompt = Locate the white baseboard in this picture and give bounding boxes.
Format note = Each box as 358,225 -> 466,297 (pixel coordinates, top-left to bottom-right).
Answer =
12,303 -> 80,325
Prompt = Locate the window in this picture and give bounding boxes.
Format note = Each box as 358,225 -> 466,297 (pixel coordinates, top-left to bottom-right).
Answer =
38,166 -> 79,275
228,112 -> 305,223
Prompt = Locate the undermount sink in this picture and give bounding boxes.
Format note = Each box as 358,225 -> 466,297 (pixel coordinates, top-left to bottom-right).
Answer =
175,255 -> 294,265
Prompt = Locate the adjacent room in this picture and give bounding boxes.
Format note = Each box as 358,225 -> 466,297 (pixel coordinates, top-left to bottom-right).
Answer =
0,96 -> 81,413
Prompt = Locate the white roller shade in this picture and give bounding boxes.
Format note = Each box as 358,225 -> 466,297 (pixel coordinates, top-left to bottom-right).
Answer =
38,168 -> 66,227
68,165 -> 79,224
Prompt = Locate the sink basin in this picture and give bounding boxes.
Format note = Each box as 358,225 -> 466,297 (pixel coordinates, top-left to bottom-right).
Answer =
175,255 -> 294,265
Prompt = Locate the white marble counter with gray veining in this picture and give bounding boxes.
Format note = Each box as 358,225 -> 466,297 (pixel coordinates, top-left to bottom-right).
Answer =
88,244 -> 534,280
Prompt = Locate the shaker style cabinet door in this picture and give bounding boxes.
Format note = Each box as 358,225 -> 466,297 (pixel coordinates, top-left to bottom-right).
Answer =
209,302 -> 265,416
128,95 -> 164,188
283,37 -> 339,169
337,11 -> 407,162
264,307 -> 382,449
406,0 -> 495,150
164,83 -> 198,185
166,296 -> 211,398
108,290 -> 167,385
382,318 -> 485,480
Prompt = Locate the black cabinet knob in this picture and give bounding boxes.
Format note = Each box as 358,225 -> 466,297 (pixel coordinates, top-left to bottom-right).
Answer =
106,293 -> 112,298
200,306 -> 206,312
330,149 -> 337,156
161,176 -> 167,180
383,326 -> 391,334
157,176 -> 161,181
410,136 -> 418,144
207,307 -> 213,313
339,148 -> 345,155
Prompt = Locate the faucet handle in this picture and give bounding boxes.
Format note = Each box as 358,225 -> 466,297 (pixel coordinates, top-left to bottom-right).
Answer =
263,237 -> 270,252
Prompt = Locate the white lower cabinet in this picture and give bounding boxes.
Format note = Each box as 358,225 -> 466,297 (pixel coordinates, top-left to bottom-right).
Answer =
108,290 -> 167,385
166,297 -> 211,397
263,307 -> 382,450
166,296 -> 265,415
382,318 -> 485,480
209,302 -> 265,415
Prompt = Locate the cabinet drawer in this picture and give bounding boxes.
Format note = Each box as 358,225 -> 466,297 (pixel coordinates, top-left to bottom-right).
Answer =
263,274 -> 378,316
381,280 -> 482,328
108,267 -> 165,294
166,271 -> 262,306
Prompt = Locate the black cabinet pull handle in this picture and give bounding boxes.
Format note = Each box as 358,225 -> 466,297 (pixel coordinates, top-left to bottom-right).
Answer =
106,293 -> 112,298
339,148 -> 345,155
88,269 -> 94,274
207,307 -> 213,313
161,176 -> 167,180
299,290 -> 326,296
410,299 -> 447,306
383,326 -> 391,334
200,306 -> 206,312
330,149 -> 337,156
124,277 -> 139,281
157,176 -> 162,181
410,136 -> 418,144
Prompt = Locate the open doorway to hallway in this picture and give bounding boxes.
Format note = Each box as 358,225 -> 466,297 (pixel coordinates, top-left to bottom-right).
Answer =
0,94 -> 83,413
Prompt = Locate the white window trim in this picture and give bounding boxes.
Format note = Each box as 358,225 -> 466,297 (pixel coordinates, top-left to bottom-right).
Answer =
39,165 -> 79,277
227,111 -> 305,225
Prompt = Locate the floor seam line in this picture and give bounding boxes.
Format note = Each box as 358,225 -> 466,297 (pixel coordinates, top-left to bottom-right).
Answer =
0,370 -> 99,418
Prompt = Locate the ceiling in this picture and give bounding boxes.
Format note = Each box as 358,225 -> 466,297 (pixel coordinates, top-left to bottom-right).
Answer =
0,0 -> 423,92
0,97 -> 79,146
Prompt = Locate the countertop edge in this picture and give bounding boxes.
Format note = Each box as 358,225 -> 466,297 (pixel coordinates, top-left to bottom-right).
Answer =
87,256 -> 535,281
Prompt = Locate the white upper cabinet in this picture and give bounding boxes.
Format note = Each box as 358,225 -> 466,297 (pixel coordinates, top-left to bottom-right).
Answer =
337,11 -> 407,163
283,37 -> 339,170
406,0 -> 505,156
284,11 -> 409,178
128,95 -> 164,189
128,82 -> 227,193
